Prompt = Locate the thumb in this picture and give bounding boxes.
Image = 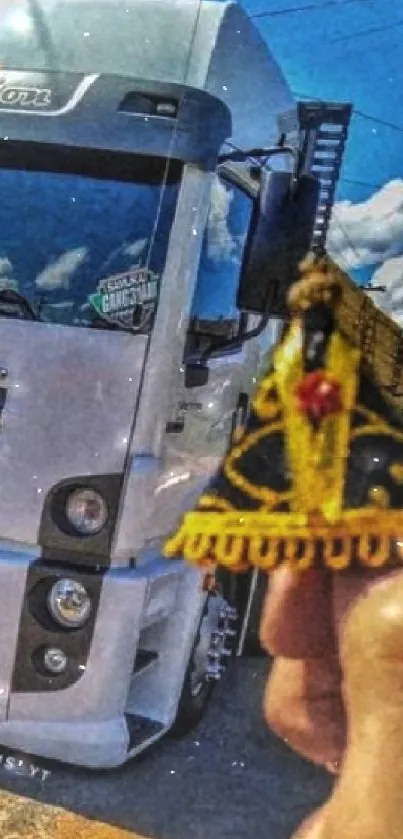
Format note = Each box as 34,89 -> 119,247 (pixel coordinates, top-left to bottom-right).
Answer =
318,570 -> 403,839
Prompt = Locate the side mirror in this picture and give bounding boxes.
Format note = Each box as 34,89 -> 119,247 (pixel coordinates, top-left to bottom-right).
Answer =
185,363 -> 209,389
236,171 -> 320,316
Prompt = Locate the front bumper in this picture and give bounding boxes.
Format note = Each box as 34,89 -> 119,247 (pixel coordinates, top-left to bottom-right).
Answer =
0,716 -> 131,768
0,546 -> 200,767
0,547 -> 149,765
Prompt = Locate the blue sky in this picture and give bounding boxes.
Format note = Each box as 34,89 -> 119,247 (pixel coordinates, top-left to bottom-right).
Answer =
239,0 -> 403,313
1,0 -> 401,316
244,0 -> 402,202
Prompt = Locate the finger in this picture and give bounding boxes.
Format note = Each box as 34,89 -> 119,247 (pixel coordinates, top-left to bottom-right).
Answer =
312,569 -> 403,839
260,566 -> 335,659
291,807 -> 329,839
263,654 -> 345,770
261,566 -> 398,771
332,566 -> 395,643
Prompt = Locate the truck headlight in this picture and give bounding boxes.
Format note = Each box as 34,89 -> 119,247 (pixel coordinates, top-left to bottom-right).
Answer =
65,488 -> 108,535
48,579 -> 92,628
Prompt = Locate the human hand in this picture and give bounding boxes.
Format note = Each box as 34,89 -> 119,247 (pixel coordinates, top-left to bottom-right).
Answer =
260,564 -> 403,839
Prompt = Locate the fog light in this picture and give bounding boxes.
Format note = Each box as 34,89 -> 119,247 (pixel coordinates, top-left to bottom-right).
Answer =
65,488 -> 108,535
43,647 -> 67,675
48,578 -> 91,628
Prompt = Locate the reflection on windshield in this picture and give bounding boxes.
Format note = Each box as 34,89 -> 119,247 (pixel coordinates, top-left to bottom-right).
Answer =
191,176 -> 252,321
0,155 -> 181,331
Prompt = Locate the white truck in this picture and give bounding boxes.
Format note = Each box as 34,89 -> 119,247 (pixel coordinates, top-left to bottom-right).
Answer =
0,0 -> 351,767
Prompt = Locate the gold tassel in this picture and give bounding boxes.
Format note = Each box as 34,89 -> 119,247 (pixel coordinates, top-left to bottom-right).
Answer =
215,534 -> 247,571
323,538 -> 351,571
164,529 -> 186,558
248,536 -> 280,570
283,539 -> 316,571
163,511 -> 403,573
357,535 -> 391,568
185,533 -> 214,565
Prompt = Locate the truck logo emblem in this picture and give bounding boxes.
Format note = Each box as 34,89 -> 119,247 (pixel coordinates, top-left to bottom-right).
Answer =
0,78 -> 51,109
89,267 -> 159,330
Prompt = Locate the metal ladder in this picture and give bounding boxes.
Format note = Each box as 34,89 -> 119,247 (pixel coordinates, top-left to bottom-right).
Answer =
297,101 -> 353,254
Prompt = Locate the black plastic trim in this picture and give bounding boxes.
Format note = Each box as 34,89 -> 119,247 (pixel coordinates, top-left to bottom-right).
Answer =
125,714 -> 164,751
12,561 -> 105,693
0,72 -> 232,171
38,472 -> 124,567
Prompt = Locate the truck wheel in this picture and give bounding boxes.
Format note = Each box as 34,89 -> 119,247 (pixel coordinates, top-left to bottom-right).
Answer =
171,584 -> 237,736
172,567 -> 265,737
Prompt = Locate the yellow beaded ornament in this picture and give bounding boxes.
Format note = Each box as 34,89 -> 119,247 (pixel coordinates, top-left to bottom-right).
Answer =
164,256 -> 403,574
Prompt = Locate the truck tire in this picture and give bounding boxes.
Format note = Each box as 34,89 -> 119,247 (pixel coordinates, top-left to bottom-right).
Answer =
170,591 -> 218,737
173,394 -> 266,735
172,568 -> 265,737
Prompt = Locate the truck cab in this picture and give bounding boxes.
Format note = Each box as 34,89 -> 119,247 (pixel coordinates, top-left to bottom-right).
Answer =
0,0 -> 350,767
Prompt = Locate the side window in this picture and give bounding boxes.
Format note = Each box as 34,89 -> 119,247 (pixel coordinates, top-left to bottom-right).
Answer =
190,174 -> 253,323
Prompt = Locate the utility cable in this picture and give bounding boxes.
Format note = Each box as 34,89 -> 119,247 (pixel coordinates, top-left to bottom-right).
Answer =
251,0 -> 375,19
341,177 -> 385,189
331,17 -> 403,42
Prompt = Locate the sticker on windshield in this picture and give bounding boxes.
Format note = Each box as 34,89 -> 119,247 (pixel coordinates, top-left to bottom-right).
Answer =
89,268 -> 159,331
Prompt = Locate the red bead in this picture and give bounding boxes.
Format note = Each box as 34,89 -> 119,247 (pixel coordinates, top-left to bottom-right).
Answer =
296,371 -> 343,422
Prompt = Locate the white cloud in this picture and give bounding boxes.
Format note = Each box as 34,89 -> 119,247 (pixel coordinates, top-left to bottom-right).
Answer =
0,278 -> 19,291
324,179 -> 403,326
367,255 -> 403,327
0,257 -> 14,276
206,177 -> 237,262
328,179 -> 403,270
0,256 -> 18,291
35,247 -> 88,290
124,239 -> 148,259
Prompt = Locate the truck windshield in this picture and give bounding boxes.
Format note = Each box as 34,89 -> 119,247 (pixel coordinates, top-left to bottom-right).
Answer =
0,143 -> 182,331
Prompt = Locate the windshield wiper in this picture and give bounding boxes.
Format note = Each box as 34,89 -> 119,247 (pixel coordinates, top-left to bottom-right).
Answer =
0,289 -> 39,321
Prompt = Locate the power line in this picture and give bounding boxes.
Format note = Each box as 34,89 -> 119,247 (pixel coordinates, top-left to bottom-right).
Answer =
330,17 -> 403,42
250,0 -> 374,19
341,177 -> 384,189
354,109 -> 403,135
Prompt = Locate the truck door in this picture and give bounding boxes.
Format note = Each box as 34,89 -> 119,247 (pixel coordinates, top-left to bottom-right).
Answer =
159,171 -> 259,525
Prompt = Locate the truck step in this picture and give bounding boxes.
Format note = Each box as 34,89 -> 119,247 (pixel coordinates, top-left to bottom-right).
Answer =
297,101 -> 352,253
124,714 -> 165,751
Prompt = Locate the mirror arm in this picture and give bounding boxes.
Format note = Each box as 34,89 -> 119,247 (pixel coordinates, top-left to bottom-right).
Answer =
200,313 -> 270,365
218,145 -> 297,167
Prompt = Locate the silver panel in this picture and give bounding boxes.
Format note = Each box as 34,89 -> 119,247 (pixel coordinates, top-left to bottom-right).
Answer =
0,321 -> 147,544
120,323 -> 281,553
0,550 -> 31,722
0,717 -> 130,767
126,563 -> 205,726
2,0 -> 297,151
0,558 -> 204,766
112,165 -> 212,561
113,159 -> 283,557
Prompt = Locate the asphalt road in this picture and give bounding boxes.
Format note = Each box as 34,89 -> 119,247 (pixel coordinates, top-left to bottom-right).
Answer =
0,658 -> 333,839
